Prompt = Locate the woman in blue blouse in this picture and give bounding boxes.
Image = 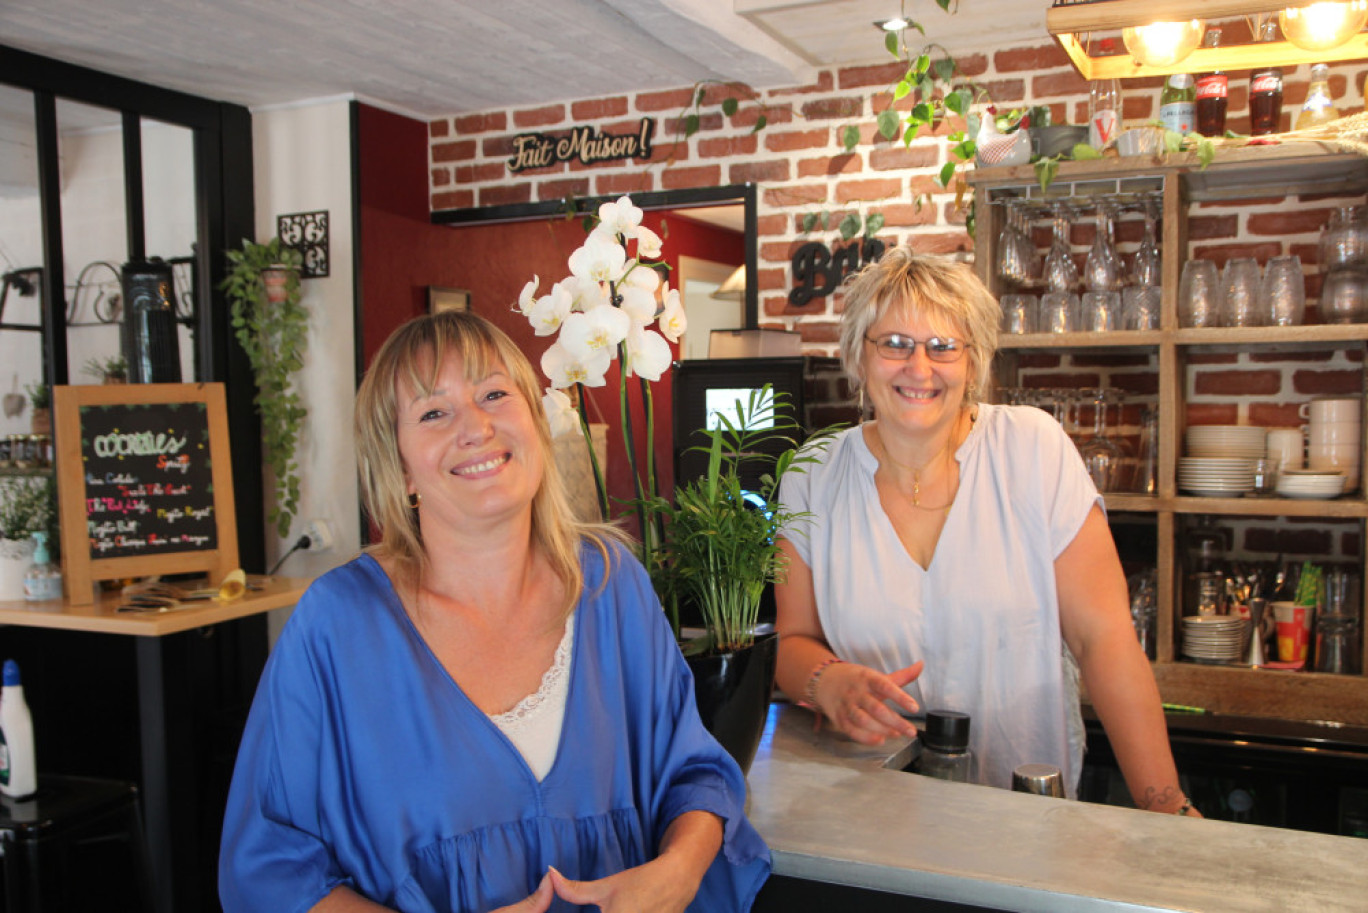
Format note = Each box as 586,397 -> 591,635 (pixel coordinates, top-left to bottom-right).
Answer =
219,311 -> 769,912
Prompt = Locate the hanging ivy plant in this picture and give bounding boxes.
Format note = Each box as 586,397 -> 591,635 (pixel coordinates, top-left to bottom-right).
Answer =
221,237 -> 308,540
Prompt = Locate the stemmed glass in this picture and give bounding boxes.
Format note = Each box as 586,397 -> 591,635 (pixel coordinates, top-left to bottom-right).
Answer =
1077,388 -> 1124,492
1083,205 -> 1121,291
1131,205 -> 1161,288
995,203 -> 1037,286
1043,204 -> 1079,293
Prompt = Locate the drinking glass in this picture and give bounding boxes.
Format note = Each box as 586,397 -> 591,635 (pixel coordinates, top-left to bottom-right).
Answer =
1319,205 -> 1368,270
1039,291 -> 1078,333
1000,293 -> 1037,334
1083,206 -> 1121,291
1135,408 -> 1158,495
1179,259 -> 1221,327
1260,255 -> 1305,326
1122,285 -> 1160,330
995,205 -> 1037,286
1080,290 -> 1119,332
1320,267 -> 1368,324
1131,206 -> 1162,288
1043,205 -> 1078,293
1077,388 -> 1124,492
1221,257 -> 1263,327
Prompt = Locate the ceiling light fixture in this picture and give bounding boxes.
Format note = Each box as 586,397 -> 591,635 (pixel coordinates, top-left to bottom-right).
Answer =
875,16 -> 912,31
1279,1 -> 1368,50
1048,0 -> 1368,79
1121,19 -> 1206,66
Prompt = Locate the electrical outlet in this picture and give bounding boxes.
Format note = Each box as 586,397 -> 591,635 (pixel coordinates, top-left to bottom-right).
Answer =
305,519 -> 335,553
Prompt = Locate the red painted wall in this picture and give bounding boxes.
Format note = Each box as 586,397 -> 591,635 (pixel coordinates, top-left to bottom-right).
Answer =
356,104 -> 744,521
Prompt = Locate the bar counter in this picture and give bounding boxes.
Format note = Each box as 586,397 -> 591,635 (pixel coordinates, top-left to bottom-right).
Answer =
747,701 -> 1368,912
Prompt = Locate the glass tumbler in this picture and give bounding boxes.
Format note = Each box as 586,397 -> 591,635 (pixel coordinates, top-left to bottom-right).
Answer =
1220,257 -> 1264,327
1179,259 -> 1221,327
1039,291 -> 1079,333
1000,293 -> 1037,334
1320,267 -> 1368,324
1080,290 -> 1120,332
1260,255 -> 1305,326
1123,286 -> 1160,330
1319,205 -> 1368,270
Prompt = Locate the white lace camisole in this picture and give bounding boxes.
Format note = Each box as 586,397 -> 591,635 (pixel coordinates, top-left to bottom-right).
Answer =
489,614 -> 574,780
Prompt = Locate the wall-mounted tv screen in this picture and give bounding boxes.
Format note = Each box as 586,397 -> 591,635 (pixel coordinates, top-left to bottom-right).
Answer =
672,356 -> 809,495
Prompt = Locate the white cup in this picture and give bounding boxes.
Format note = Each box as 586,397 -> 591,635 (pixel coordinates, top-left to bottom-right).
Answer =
1308,442 -> 1360,465
1306,420 -> 1361,446
1266,428 -> 1305,470
1299,397 -> 1361,424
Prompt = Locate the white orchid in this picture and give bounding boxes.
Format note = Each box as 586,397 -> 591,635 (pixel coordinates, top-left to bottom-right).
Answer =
635,225 -> 663,259
542,388 -> 581,439
528,282 -> 573,336
568,235 -> 627,287
619,283 -> 658,327
559,308 -> 630,364
625,326 -> 672,381
541,341 -> 612,389
518,275 -> 540,316
592,195 -> 644,243
658,284 -> 687,343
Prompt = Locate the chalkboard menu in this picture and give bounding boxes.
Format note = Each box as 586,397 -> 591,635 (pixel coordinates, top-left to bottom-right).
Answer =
54,383 -> 239,605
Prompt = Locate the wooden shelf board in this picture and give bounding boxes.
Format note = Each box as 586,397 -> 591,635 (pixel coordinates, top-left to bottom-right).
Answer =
1153,662 -> 1368,726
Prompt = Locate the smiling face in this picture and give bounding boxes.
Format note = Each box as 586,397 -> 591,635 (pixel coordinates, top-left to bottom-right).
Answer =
394,349 -> 545,535
862,301 -> 970,443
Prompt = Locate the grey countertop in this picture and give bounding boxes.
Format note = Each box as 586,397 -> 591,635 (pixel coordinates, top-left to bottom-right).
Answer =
745,701 -> 1368,912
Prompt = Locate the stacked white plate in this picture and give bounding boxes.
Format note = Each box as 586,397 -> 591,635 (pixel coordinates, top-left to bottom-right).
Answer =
1185,424 -> 1268,459
1178,457 -> 1256,497
1181,615 -> 1249,663
1275,469 -> 1347,500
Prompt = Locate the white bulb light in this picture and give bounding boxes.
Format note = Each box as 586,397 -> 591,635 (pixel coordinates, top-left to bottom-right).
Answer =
1279,2 -> 1368,51
1121,19 -> 1206,67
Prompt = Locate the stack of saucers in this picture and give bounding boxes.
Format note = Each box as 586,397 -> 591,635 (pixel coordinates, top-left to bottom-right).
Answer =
1185,425 -> 1268,460
1178,457 -> 1256,497
1181,615 -> 1249,663
1275,469 -> 1347,500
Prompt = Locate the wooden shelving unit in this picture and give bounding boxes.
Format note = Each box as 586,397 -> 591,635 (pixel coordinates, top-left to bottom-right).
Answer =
970,146 -> 1368,725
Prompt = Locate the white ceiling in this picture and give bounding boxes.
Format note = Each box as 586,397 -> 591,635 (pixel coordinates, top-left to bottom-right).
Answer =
0,0 -> 1049,119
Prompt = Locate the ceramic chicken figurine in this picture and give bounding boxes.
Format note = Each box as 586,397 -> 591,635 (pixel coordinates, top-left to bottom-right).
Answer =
975,109 -> 1032,168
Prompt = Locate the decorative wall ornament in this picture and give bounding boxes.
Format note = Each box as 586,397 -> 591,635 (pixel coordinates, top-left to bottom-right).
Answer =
508,118 -> 655,173
277,210 -> 330,278
788,237 -> 886,307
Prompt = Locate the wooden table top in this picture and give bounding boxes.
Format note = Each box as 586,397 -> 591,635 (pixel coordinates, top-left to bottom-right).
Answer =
0,574 -> 310,636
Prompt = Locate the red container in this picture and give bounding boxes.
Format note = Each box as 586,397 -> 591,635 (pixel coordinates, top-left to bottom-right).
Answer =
1249,67 -> 1284,136
1195,72 -> 1227,136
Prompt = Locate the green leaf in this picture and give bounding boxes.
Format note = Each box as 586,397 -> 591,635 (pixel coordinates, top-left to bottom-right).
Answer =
944,88 -> 966,116
934,58 -> 957,82
1035,157 -> 1059,191
800,212 -> 819,232
1071,143 -> 1102,160
1163,129 -> 1184,153
876,109 -> 901,140
915,53 -> 931,75
684,113 -> 699,137
938,160 -> 957,187
912,101 -> 932,123
694,86 -> 706,106
865,212 -> 885,236
752,114 -> 767,132
838,213 -> 861,241
893,80 -> 911,102
722,97 -> 738,116
885,31 -> 899,56
936,0 -> 951,10
841,124 -> 860,151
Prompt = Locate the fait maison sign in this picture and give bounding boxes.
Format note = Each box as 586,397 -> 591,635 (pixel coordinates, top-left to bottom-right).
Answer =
508,118 -> 655,173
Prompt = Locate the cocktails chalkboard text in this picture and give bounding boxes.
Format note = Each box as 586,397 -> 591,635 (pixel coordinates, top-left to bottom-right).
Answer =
54,383 -> 239,605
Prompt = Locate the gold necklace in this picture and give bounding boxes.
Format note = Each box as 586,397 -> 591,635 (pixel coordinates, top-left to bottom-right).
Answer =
875,410 -> 968,509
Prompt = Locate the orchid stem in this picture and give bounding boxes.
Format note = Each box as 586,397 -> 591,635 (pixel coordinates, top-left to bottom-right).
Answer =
617,343 -> 649,563
575,382 -> 608,521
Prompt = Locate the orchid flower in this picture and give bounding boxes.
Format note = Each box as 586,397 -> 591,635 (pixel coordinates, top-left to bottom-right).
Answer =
568,235 -> 627,287
625,326 -> 672,381
517,275 -> 540,316
528,282 -> 573,336
559,308 -> 630,361
542,388 -> 581,439
658,284 -> 687,343
541,340 -> 611,389
592,195 -> 644,243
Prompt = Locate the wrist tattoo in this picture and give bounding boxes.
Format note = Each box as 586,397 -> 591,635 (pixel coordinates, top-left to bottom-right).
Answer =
1138,785 -> 1183,811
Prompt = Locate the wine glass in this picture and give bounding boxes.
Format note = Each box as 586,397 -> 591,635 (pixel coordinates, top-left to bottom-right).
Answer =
1077,387 -> 1124,492
1131,205 -> 1161,288
1083,205 -> 1121,291
1043,205 -> 1078,292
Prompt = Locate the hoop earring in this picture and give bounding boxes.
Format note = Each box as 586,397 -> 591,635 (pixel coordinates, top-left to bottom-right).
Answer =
408,492 -> 421,509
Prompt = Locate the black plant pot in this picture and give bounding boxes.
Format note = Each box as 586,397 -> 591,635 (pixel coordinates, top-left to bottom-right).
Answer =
685,632 -> 778,775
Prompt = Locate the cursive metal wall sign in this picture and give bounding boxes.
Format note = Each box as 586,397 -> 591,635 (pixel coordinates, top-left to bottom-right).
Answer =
789,237 -> 886,307
508,118 -> 655,173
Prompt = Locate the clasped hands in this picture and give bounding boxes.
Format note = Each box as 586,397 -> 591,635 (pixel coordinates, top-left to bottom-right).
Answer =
497,858 -> 698,913
811,660 -> 924,746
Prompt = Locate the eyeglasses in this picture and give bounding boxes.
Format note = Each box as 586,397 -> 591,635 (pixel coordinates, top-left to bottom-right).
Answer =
864,333 -> 969,363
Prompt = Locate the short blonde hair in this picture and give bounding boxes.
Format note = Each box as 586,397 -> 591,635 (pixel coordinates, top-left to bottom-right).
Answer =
354,311 -> 611,604
838,247 -> 999,404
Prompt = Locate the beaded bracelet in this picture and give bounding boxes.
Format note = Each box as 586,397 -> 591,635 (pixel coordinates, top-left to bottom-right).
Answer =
799,657 -> 845,709
1175,797 -> 1195,816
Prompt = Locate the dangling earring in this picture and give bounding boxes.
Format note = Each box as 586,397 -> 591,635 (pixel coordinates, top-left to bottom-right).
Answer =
967,382 -> 979,402
858,388 -> 866,424
408,491 -> 421,509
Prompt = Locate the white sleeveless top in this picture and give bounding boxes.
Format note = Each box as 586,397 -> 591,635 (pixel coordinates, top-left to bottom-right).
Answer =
489,614 -> 574,781
779,404 -> 1098,794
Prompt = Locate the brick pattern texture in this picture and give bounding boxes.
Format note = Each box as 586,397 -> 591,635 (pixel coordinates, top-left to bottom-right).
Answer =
428,34 -> 1368,563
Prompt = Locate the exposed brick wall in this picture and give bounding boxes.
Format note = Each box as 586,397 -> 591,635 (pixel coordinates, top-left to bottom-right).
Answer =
426,35 -> 1368,564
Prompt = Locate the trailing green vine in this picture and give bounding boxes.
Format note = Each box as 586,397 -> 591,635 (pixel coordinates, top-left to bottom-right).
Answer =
221,237 -> 308,540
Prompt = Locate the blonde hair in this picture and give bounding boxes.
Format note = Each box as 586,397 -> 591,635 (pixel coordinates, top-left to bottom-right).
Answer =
354,310 -> 614,607
838,247 -> 999,404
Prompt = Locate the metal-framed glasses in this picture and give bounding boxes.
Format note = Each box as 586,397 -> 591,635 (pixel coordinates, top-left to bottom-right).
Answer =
864,333 -> 969,363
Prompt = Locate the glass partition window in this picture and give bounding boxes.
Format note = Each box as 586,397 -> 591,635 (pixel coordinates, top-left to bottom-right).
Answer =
0,85 -> 43,440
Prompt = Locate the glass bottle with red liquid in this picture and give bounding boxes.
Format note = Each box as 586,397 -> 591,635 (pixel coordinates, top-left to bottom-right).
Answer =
1249,20 -> 1283,136
1195,28 -> 1227,137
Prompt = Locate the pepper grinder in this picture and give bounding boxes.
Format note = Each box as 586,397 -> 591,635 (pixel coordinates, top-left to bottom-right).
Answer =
1246,597 -> 1267,666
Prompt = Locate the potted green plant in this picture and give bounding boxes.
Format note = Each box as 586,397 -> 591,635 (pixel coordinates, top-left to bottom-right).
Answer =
0,476 -> 55,600
24,383 -> 50,435
638,387 -> 833,772
221,237 -> 308,540
81,355 -> 128,384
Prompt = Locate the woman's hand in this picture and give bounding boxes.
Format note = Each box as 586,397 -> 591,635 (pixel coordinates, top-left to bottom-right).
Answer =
814,660 -> 923,745
547,861 -> 693,913
490,872 -> 554,913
